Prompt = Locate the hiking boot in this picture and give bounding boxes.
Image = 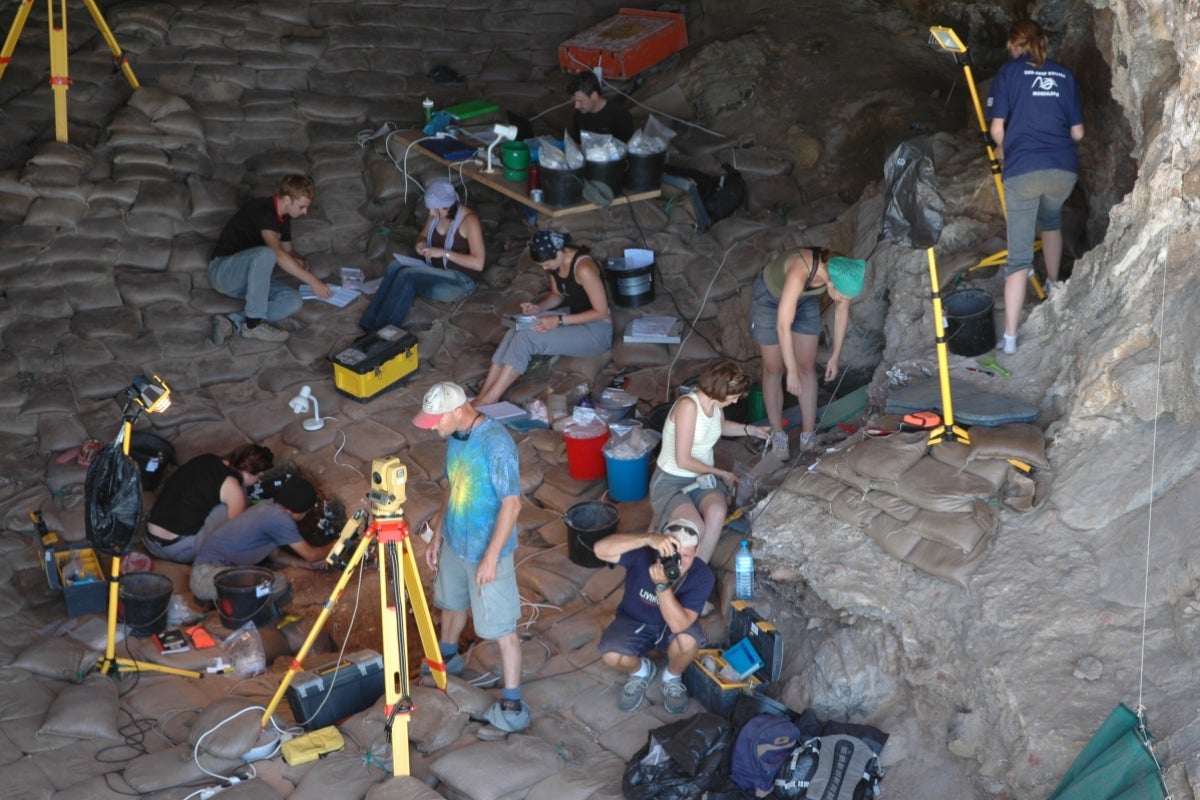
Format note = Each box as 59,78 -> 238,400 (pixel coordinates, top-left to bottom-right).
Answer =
420,652 -> 464,677
769,430 -> 790,461
618,659 -> 656,712
798,431 -> 817,453
242,321 -> 288,342
1002,333 -> 1017,355
481,699 -> 530,733
211,314 -> 235,345
662,679 -> 689,714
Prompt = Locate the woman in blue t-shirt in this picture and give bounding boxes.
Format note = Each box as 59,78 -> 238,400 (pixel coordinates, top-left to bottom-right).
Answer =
987,20 -> 1084,354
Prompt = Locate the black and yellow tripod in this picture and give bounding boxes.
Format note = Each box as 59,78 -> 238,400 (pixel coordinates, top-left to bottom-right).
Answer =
258,457 -> 446,777
0,0 -> 140,142
929,25 -> 1047,301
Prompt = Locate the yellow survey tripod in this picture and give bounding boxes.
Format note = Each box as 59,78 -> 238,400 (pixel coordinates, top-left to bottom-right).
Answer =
259,457 -> 446,777
0,0 -> 140,143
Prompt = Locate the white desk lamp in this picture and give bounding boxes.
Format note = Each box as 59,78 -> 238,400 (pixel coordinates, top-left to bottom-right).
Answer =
485,123 -> 519,173
288,385 -> 325,431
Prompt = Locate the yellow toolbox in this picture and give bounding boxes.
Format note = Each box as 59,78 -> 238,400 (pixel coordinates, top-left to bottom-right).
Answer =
331,325 -> 419,402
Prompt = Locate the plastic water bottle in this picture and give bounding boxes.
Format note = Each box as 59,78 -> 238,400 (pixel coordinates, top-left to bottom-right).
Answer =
735,540 -> 754,600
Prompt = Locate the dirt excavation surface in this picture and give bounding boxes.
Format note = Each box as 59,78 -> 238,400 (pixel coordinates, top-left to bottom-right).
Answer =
1,0 -> 1199,798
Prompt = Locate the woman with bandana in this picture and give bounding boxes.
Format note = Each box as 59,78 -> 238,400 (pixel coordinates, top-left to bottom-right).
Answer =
475,229 -> 612,406
360,178 -> 486,331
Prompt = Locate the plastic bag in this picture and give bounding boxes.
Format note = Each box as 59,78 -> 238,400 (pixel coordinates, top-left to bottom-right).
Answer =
879,135 -> 945,250
603,427 -> 661,459
628,114 -> 676,155
623,713 -> 733,800
581,131 -> 626,162
84,442 -> 143,556
166,593 -> 202,626
561,132 -> 585,168
222,622 -> 266,678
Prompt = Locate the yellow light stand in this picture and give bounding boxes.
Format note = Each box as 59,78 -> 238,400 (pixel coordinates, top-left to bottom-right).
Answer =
929,26 -> 1045,300
0,0 -> 140,143
924,248 -> 969,447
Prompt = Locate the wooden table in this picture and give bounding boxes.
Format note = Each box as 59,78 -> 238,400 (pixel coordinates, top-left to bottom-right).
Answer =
390,131 -> 661,218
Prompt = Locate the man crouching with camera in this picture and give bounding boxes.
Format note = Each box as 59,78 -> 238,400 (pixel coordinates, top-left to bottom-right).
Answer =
593,518 -> 715,714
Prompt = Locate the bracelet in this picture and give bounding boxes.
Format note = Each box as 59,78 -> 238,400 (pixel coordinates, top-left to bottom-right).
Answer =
560,313 -> 568,326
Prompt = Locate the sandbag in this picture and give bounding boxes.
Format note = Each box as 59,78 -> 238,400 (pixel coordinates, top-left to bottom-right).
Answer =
38,673 -> 120,741
189,698 -> 263,760
838,432 -> 929,481
885,455 -> 995,514
829,489 -> 882,527
430,734 -> 564,800
289,752 -> 386,800
966,423 -> 1050,469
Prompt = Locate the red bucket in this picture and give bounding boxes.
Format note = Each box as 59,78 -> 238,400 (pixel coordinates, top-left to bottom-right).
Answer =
563,424 -> 609,481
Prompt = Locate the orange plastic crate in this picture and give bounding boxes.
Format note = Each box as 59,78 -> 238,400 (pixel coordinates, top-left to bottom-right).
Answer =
558,8 -> 688,80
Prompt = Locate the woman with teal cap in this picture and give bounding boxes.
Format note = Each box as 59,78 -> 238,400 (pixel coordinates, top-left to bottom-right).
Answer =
749,247 -> 866,459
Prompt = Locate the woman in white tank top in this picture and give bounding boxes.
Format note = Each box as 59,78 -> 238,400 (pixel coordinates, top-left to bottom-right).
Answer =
649,361 -> 769,563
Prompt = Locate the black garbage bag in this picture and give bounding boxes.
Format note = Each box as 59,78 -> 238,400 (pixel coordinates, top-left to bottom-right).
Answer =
84,442 -> 143,556
623,712 -> 733,800
879,136 -> 945,250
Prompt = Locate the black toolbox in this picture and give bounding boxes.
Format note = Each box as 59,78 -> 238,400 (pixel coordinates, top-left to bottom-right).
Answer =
683,600 -> 786,716
285,649 -> 385,730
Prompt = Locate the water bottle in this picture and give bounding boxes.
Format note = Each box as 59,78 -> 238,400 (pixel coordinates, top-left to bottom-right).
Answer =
735,540 -> 754,600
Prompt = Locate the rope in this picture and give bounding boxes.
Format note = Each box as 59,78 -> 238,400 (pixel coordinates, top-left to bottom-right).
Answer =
1137,248 -> 1168,711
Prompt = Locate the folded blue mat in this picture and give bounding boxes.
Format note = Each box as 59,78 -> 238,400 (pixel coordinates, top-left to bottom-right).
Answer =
885,378 -> 1038,426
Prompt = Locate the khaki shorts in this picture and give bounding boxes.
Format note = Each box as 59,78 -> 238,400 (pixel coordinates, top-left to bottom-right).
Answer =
433,545 -> 519,640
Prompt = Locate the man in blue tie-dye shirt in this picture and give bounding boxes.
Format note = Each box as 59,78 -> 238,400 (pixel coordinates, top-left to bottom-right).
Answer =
414,381 -> 528,737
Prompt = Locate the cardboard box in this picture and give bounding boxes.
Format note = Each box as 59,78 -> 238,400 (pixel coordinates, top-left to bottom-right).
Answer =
286,649 -> 385,730
558,9 -> 688,80
40,534 -> 109,617
331,325 -> 418,402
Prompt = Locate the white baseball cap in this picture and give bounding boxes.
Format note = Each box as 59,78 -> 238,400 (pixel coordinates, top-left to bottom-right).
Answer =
413,382 -> 467,429
663,518 -> 700,548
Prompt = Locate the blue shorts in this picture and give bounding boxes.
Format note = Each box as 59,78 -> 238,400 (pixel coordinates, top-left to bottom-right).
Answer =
433,545 -> 520,640
598,611 -> 707,658
749,274 -> 822,346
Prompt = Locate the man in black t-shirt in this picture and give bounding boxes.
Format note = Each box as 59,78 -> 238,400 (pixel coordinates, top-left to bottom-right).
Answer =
208,174 -> 332,343
568,71 -> 634,143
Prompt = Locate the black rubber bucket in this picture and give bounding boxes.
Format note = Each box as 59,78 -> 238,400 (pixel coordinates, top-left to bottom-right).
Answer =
586,157 -> 626,197
214,566 -> 275,627
541,165 -> 585,208
565,501 -> 619,568
605,250 -> 655,308
626,151 -> 666,192
130,432 -> 175,491
943,288 -> 997,357
118,571 -> 173,637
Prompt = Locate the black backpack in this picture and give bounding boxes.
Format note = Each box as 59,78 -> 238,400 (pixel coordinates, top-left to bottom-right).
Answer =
662,163 -> 747,230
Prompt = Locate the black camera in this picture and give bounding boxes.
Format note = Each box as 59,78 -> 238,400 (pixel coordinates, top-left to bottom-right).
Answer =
658,552 -> 681,582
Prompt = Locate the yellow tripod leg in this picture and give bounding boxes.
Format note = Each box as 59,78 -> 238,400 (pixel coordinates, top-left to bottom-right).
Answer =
402,530 -> 445,692
378,536 -> 412,776
0,0 -> 35,84
48,0 -> 69,143
259,514 -> 372,730
80,0 -> 138,88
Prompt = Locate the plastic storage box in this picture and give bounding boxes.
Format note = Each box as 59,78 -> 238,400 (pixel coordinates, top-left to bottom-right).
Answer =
331,325 -> 419,402
558,9 -> 688,80
39,534 -> 109,617
286,649 -> 385,730
683,600 -> 784,716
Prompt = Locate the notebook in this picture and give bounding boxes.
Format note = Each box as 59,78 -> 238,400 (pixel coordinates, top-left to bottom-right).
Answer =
422,136 -> 478,161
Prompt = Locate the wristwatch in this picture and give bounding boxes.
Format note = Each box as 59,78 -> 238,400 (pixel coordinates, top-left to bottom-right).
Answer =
559,313 -> 568,326
654,582 -> 669,594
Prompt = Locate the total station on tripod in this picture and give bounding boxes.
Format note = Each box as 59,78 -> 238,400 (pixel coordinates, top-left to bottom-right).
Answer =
324,456 -> 409,569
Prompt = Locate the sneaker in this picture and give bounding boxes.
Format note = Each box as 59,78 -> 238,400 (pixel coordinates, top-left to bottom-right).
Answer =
481,699 -> 530,733
211,314 -> 234,345
463,668 -> 500,689
662,679 -> 689,714
241,321 -> 288,342
618,659 -> 656,712
420,652 -> 464,677
1002,333 -> 1017,355
769,431 -> 790,461
798,431 -> 817,452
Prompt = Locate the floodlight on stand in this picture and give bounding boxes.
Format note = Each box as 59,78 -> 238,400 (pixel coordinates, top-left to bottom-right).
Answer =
127,374 -> 171,414
928,25 -> 967,56
485,123 -> 519,173
288,385 -> 325,431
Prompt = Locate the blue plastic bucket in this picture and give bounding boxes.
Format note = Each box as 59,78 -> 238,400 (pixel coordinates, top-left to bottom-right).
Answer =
605,451 -> 652,502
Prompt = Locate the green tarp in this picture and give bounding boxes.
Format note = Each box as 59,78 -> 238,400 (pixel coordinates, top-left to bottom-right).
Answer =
1046,703 -> 1167,800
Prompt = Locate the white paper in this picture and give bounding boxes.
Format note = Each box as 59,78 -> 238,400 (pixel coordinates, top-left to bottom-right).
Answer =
300,283 -> 361,308
630,315 -> 679,337
391,253 -> 430,269
476,401 -> 528,421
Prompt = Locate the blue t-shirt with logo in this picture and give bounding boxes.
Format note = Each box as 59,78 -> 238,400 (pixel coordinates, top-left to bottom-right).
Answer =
986,57 -> 1083,180
443,418 -> 520,562
615,547 -> 714,626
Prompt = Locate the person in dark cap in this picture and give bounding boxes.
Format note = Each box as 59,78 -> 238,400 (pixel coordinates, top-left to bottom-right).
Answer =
475,229 -> 612,406
413,381 -> 529,738
749,247 -> 866,460
360,178 -> 487,332
189,475 -> 333,603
